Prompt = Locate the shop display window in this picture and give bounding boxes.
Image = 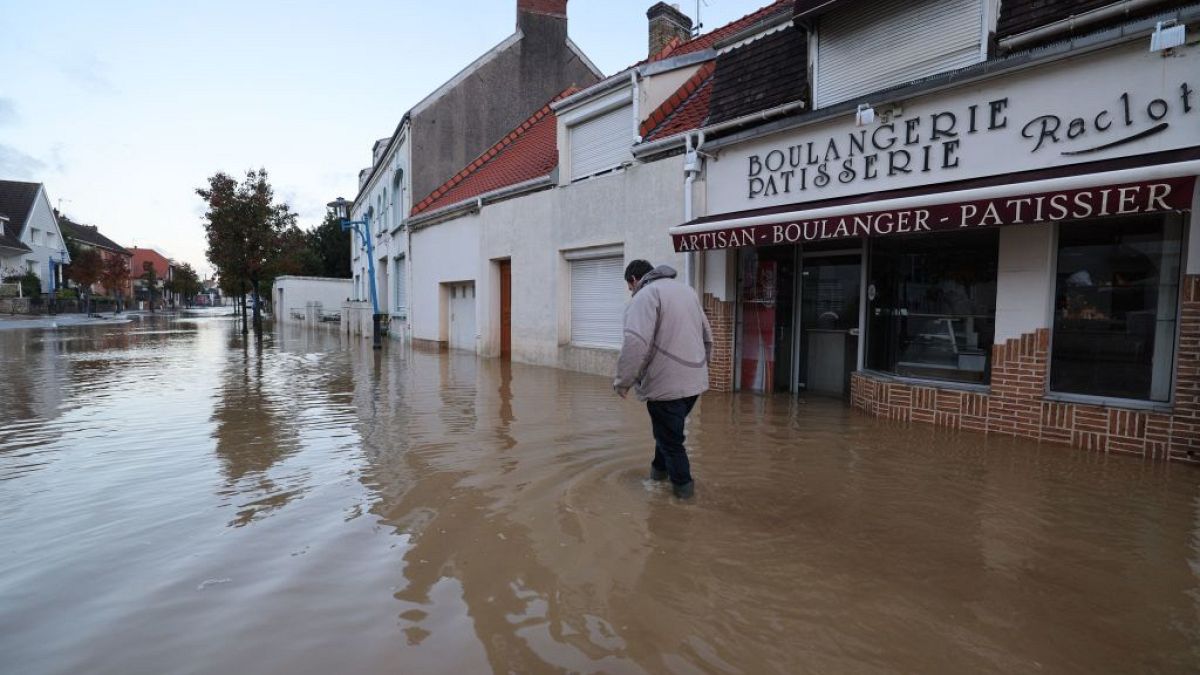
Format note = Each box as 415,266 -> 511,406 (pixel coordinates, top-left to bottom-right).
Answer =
866,231 -> 998,384
1050,215 -> 1182,402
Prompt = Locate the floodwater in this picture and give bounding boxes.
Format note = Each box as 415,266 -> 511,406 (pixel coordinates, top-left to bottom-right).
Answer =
1,315 -> 1198,675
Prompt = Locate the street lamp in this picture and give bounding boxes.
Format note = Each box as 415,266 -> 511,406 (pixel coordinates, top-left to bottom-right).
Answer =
328,197 -> 384,349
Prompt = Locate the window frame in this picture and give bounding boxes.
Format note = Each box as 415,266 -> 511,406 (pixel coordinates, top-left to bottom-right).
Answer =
1045,213 -> 1186,406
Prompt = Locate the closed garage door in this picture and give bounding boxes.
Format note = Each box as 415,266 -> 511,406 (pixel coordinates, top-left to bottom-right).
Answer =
448,282 -> 476,352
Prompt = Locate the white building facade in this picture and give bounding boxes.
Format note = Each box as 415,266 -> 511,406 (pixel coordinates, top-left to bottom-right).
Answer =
0,182 -> 71,294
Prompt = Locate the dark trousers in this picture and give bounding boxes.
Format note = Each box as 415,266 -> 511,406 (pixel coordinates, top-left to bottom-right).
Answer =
647,396 -> 699,486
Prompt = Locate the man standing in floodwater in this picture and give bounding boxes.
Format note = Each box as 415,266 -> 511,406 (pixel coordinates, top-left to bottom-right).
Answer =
614,260 -> 713,499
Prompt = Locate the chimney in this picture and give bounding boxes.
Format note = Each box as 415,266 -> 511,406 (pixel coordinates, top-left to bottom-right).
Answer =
518,0 -> 567,21
647,2 -> 693,57
517,0 -> 568,37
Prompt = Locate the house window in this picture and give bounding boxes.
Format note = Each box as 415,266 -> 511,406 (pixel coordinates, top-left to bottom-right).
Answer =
381,189 -> 388,234
567,250 -> 626,348
867,230 -> 999,384
1050,214 -> 1183,402
392,170 -> 405,230
29,228 -> 40,246
568,104 -> 634,180
394,255 -> 407,318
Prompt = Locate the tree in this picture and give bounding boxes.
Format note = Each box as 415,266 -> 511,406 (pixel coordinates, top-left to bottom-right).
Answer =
166,263 -> 204,307
68,248 -> 103,315
100,256 -> 131,313
274,224 -> 323,278
308,213 -> 351,277
197,169 -> 296,334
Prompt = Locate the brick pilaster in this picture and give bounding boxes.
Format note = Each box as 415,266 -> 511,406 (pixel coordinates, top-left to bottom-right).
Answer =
850,275 -> 1200,464
703,293 -> 735,392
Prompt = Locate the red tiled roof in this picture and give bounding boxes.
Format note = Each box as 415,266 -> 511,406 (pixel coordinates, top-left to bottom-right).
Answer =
640,61 -> 716,140
636,1 -> 793,142
411,88 -> 577,217
671,0 -> 794,56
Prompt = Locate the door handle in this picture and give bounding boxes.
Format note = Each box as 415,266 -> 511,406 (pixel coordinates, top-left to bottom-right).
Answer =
848,328 -> 860,337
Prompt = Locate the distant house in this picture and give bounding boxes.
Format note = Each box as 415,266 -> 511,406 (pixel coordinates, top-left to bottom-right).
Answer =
0,180 -> 71,293
129,247 -> 175,308
58,215 -> 133,299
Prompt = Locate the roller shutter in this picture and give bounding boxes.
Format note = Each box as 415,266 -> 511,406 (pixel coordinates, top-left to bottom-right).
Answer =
815,0 -> 984,108
570,256 -> 626,348
569,105 -> 634,180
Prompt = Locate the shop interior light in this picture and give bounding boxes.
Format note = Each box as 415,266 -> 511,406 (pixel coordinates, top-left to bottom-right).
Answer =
855,103 -> 875,126
1150,20 -> 1185,52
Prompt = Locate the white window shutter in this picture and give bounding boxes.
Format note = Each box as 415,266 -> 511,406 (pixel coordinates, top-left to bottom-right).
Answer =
570,256 -> 626,348
569,105 -> 634,180
394,257 -> 406,317
816,0 -> 983,108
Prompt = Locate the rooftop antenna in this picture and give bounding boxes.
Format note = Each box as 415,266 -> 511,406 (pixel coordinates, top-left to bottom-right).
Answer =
694,0 -> 707,35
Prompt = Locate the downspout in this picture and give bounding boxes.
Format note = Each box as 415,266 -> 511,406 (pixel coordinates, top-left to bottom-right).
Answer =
683,130 -> 706,290
631,70 -> 643,143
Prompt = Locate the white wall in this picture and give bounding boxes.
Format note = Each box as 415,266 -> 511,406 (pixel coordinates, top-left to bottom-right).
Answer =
410,215 -> 482,345
404,156 -> 686,375
273,276 -> 352,325
482,157 -> 686,374
994,223 -> 1055,342
7,188 -> 70,293
351,127 -> 411,312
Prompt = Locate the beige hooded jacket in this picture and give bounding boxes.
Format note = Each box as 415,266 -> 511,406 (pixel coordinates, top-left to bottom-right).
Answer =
613,266 -> 713,402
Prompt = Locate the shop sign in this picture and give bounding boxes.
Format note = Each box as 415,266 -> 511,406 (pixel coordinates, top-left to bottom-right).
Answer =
673,177 -> 1194,252
707,42 -> 1200,214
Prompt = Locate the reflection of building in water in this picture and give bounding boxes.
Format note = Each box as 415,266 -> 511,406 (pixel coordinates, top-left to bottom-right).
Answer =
211,336 -> 305,527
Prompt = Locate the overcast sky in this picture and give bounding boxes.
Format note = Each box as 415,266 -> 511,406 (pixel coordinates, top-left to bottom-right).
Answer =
1,0 -> 770,275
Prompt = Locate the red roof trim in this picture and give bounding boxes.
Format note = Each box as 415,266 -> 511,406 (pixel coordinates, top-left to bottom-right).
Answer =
411,87 -> 578,217
639,61 -> 717,138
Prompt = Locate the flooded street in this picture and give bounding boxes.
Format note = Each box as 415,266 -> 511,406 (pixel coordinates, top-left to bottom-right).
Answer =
1,315 -> 1199,674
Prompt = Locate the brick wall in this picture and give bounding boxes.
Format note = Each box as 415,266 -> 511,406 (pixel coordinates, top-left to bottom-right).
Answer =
851,275 -> 1200,463
703,293 -> 735,392
518,0 -> 567,18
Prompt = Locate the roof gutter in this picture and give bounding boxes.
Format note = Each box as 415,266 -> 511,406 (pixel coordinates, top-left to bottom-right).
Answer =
1000,0 -> 1173,52
632,99 -> 807,158
552,73 -> 631,112
406,174 -> 555,231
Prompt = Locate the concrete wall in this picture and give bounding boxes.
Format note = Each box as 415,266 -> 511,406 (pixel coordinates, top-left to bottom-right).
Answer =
994,223 -> 1055,342
640,63 -> 702,122
407,156 -> 686,375
409,11 -> 601,202
273,276 -> 352,326
410,216 -> 483,345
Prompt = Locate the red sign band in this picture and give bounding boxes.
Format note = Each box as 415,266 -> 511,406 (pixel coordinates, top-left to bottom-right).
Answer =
673,177 -> 1195,252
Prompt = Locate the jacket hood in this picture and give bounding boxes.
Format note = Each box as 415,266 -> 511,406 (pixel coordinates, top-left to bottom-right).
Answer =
635,265 -> 677,293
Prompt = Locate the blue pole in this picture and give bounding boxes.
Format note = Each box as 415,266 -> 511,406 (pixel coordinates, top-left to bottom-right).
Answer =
343,212 -> 383,348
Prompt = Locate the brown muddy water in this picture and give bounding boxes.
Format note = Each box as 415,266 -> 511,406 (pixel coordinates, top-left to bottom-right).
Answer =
1,314 -> 1198,674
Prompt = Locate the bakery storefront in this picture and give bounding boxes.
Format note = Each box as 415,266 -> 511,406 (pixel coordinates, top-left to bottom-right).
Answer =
679,37 -> 1200,460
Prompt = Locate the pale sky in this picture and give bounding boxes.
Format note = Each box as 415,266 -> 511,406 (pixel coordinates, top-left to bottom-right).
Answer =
1,0 -> 769,275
